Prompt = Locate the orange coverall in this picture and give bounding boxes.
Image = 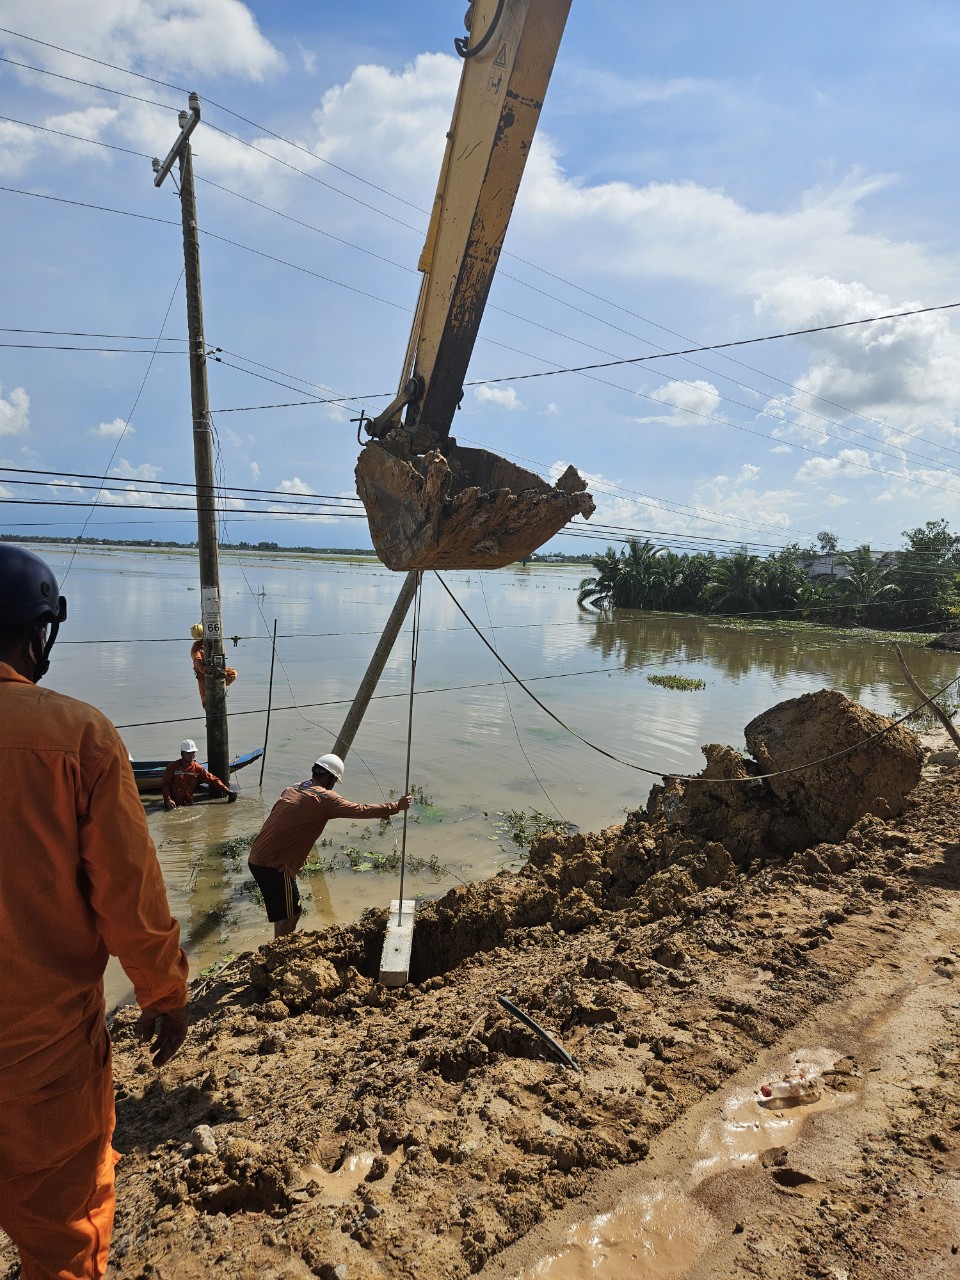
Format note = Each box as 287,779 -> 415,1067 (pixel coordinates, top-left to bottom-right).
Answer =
191,639 -> 236,709
0,661 -> 188,1279
161,757 -> 232,807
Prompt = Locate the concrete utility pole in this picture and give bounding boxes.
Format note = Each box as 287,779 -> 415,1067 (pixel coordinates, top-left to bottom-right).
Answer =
334,570 -> 419,761
153,95 -> 230,782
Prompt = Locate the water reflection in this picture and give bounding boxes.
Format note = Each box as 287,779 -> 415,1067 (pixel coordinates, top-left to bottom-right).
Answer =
35,548 -> 954,1006
580,610 -> 955,713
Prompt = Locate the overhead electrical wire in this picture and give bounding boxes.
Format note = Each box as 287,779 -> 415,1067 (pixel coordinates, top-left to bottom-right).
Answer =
7,28 -> 960,480
6,163 -> 955,501
10,33 -> 960,546
6,55 -> 958,476
433,572 -> 960,784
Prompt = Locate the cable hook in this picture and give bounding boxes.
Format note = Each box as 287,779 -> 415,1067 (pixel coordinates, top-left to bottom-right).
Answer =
455,0 -> 506,58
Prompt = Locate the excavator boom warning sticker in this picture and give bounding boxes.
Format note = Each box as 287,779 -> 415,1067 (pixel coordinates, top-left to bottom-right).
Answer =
485,43 -> 509,101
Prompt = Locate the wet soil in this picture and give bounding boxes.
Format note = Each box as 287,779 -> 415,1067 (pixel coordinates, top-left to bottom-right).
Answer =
2,715 -> 959,1279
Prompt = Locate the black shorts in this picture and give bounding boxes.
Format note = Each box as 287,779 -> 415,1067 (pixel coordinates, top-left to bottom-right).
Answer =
249,863 -> 302,923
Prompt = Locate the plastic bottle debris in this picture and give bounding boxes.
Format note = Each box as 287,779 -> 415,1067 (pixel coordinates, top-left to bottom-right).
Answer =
759,1073 -> 821,1102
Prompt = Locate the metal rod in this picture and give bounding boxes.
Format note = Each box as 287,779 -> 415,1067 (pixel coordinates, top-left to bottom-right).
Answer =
397,573 -> 422,925
259,618 -> 278,787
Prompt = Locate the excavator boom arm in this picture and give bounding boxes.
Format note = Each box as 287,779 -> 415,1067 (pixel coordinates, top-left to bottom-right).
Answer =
406,0 -> 573,438
356,0 -> 593,573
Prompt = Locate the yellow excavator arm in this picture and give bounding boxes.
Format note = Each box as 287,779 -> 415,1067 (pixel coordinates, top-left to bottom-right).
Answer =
356,0 -> 594,571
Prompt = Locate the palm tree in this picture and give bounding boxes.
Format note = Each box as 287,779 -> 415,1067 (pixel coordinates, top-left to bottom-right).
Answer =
704,549 -> 765,614
576,539 -> 666,610
828,545 -> 898,625
577,548 -> 622,610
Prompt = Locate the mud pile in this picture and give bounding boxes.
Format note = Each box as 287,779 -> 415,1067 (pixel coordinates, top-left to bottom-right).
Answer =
647,689 -> 922,862
5,692 -> 949,1280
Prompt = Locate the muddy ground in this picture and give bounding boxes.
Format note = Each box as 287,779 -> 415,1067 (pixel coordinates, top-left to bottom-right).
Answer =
3,700 -> 960,1278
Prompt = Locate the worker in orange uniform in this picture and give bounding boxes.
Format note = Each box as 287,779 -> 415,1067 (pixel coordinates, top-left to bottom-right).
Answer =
162,738 -> 237,809
190,622 -> 237,708
0,544 -> 189,1280
248,752 -> 413,938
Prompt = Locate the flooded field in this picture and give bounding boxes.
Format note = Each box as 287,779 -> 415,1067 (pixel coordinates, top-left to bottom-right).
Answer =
35,545 -> 957,1007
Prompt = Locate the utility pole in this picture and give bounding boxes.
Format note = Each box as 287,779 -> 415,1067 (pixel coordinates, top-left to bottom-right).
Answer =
334,570 -> 419,760
153,94 -> 230,782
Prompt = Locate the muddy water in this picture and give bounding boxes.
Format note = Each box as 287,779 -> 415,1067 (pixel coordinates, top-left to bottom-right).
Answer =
517,1050 -> 851,1279
34,546 -> 956,1007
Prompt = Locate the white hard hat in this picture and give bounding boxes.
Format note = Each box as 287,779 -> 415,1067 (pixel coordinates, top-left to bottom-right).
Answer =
314,752 -> 344,781
180,739 -> 198,754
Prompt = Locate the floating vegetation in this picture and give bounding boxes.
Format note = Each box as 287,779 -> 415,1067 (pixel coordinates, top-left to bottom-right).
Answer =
213,833 -> 256,862
303,846 -> 449,878
493,808 -> 570,852
525,725 -> 570,742
647,673 -> 706,692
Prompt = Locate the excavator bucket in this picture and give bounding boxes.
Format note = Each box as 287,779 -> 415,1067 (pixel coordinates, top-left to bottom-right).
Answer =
356,432 -> 594,571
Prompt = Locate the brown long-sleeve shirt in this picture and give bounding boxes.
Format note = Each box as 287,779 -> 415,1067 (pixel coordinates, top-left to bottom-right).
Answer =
248,781 -> 402,876
0,662 -> 188,1102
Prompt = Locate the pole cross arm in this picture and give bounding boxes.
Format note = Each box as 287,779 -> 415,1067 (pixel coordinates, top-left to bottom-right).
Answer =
153,92 -> 202,187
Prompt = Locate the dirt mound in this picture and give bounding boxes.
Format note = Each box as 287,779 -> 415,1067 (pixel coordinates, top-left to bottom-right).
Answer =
647,690 -> 922,862
5,695 -> 946,1280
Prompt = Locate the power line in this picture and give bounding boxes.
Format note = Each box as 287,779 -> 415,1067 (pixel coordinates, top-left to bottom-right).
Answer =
0,464 -> 364,505
0,111 -> 152,158
7,26 -> 960,482
10,178 -> 960,504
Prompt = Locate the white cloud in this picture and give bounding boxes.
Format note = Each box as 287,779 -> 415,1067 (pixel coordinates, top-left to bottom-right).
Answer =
0,483 -> 11,498
99,487 -> 190,508
517,151 -> 941,300
111,459 -> 161,481
90,418 -> 131,439
0,119 -> 40,176
43,106 -> 120,157
755,276 -> 960,445
636,378 -> 721,427
249,461 -> 261,480
310,53 -> 457,185
795,448 -> 873,482
299,44 -> 317,74
278,477 -> 315,495
690,465 -> 798,532
543,403 -> 560,416
550,460 -> 799,541
1,2 -> 284,89
771,443 -> 792,454
473,385 -> 524,411
0,386 -> 30,436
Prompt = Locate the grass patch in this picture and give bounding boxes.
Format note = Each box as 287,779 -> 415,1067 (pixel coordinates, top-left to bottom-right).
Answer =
647,673 -> 706,692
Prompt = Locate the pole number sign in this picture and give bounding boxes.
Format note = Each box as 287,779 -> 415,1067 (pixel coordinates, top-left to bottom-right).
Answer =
201,586 -> 222,638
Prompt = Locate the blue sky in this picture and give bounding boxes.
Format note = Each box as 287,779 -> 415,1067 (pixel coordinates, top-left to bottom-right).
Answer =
3,0 -> 960,557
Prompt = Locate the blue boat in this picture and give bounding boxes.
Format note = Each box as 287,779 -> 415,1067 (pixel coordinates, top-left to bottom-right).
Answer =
133,748 -> 264,795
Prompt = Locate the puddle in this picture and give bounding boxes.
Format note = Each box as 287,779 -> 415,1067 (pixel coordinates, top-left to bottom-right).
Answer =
514,1048 -> 853,1280
693,1046 -> 846,1175
520,1181 -> 718,1279
296,1152 -> 377,1203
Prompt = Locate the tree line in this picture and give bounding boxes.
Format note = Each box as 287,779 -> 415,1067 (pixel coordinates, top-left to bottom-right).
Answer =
576,520 -> 960,630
